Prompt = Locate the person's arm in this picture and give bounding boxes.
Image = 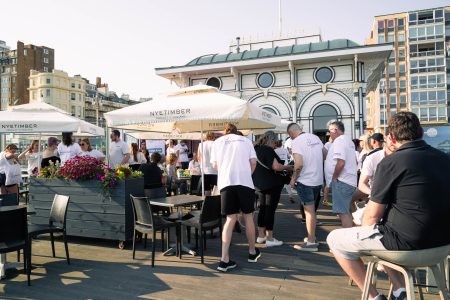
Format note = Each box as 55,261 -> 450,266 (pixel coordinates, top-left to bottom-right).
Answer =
361,200 -> 386,226
358,172 -> 372,195
290,153 -> 303,188
250,158 -> 256,174
322,147 -> 328,160
332,158 -> 345,181
18,145 -> 31,160
121,153 -> 130,165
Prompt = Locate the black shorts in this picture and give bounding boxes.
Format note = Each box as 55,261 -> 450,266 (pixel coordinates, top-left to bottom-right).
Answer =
0,173 -> 5,186
220,185 -> 255,216
203,174 -> 217,190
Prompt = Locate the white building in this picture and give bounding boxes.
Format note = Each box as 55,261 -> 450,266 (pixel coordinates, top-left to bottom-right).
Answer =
156,36 -> 392,140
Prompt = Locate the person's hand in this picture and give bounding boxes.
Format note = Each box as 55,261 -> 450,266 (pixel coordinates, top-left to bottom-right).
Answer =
285,165 -> 294,171
290,178 -> 296,189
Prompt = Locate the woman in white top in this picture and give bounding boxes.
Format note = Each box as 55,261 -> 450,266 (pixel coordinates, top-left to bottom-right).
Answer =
128,143 -> 147,165
174,140 -> 189,169
79,138 -> 105,160
18,140 -> 42,176
188,152 -> 201,176
166,140 -> 176,156
57,132 -> 82,166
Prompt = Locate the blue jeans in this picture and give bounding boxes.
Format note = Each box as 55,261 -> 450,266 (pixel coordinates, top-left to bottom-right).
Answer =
330,180 -> 355,214
296,182 -> 322,206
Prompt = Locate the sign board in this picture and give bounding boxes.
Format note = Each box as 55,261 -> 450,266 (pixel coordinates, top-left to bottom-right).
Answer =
145,140 -> 165,156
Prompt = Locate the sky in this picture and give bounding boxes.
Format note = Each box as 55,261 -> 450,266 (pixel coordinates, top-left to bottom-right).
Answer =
2,0 -> 449,100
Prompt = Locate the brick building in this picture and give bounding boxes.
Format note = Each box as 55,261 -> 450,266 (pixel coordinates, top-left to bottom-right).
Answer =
0,41 -> 54,109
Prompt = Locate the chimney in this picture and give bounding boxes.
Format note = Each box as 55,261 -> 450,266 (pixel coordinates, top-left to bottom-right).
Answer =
96,77 -> 101,87
236,37 -> 240,53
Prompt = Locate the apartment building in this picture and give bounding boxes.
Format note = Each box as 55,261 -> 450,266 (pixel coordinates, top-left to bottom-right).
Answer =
0,41 -> 54,110
28,69 -> 85,118
366,7 -> 450,132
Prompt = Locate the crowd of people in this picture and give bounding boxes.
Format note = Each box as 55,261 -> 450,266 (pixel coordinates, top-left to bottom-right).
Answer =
1,112 -> 449,299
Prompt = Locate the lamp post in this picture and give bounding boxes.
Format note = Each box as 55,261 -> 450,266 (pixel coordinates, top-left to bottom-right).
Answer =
380,81 -> 387,135
94,92 -> 100,127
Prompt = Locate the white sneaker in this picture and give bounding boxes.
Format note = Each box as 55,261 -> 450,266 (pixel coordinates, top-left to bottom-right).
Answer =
266,238 -> 283,247
256,237 -> 266,244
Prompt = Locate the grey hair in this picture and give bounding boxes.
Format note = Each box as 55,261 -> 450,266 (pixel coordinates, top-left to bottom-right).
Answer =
255,130 -> 278,146
287,122 -> 303,133
329,120 -> 345,133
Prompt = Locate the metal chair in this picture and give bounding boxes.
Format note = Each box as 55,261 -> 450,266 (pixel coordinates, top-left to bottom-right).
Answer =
28,194 -> 70,265
182,195 -> 222,263
362,245 -> 450,300
0,206 -> 31,285
130,194 -> 179,267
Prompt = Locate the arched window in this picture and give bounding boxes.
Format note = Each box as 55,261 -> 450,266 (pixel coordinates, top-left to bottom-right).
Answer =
262,106 -> 278,115
313,104 -> 338,132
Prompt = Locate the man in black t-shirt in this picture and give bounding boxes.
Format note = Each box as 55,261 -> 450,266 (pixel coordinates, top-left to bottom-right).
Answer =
327,112 -> 450,300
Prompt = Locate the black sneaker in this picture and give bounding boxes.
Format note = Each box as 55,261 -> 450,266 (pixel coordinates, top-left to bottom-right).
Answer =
248,248 -> 261,263
217,260 -> 237,272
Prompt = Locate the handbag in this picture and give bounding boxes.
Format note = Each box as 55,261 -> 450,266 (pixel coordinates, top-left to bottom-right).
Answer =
256,157 -> 291,185
5,161 -> 22,186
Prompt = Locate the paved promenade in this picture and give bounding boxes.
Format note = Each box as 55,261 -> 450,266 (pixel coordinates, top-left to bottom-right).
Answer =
0,194 -> 441,300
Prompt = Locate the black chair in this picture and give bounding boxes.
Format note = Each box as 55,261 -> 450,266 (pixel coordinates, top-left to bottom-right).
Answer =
28,194 -> 70,265
130,194 -> 179,267
0,193 -> 19,206
0,206 -> 31,285
182,195 -> 222,263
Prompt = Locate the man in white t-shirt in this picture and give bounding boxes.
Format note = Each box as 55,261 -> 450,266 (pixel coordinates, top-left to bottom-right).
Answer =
211,123 -> 260,272
288,123 -> 324,251
324,121 -> 357,228
108,130 -> 130,169
197,132 -> 218,193
358,138 -> 396,196
174,140 -> 189,169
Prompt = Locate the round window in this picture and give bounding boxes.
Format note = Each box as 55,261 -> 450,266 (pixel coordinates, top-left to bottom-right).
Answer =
257,72 -> 274,89
315,67 -> 333,84
206,77 -> 221,89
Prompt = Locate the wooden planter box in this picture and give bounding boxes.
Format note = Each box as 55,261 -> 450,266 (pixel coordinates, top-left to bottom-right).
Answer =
29,177 -> 144,244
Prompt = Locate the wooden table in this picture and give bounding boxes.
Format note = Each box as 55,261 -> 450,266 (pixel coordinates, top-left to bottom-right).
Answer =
149,195 -> 203,256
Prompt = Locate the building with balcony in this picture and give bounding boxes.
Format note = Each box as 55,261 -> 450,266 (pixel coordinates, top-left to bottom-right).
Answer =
28,69 -> 85,118
84,77 -> 137,127
366,6 -> 450,132
0,41 -> 54,110
156,35 -> 392,140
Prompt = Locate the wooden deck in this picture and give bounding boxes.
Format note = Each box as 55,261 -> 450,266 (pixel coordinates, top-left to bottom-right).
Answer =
0,193 -> 442,300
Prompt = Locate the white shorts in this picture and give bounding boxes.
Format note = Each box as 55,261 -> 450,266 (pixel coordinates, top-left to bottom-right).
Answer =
326,225 -> 387,260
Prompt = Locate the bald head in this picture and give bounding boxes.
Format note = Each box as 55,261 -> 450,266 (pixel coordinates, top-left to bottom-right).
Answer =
287,123 -> 303,139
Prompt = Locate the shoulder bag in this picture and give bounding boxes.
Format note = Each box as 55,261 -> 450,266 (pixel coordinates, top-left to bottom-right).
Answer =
256,157 -> 291,185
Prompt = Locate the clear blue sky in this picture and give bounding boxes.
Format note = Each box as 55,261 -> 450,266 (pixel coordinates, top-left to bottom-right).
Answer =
2,0 -> 448,99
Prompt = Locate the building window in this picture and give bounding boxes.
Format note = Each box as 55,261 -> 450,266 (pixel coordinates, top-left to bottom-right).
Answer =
71,93 -> 76,100
46,89 -> 50,97
43,57 -> 49,64
387,33 -> 395,42
314,67 -> 333,84
78,83 -> 81,89
43,48 -> 49,54
377,20 -> 384,30
71,83 -> 75,88
257,72 -> 274,88
24,49 -> 27,56
378,34 -> 385,43
46,78 -> 51,84
389,95 -> 396,108
205,77 -> 221,89
43,67 -> 48,72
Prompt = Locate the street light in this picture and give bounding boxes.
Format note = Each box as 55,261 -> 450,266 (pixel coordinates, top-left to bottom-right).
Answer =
380,80 -> 387,135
